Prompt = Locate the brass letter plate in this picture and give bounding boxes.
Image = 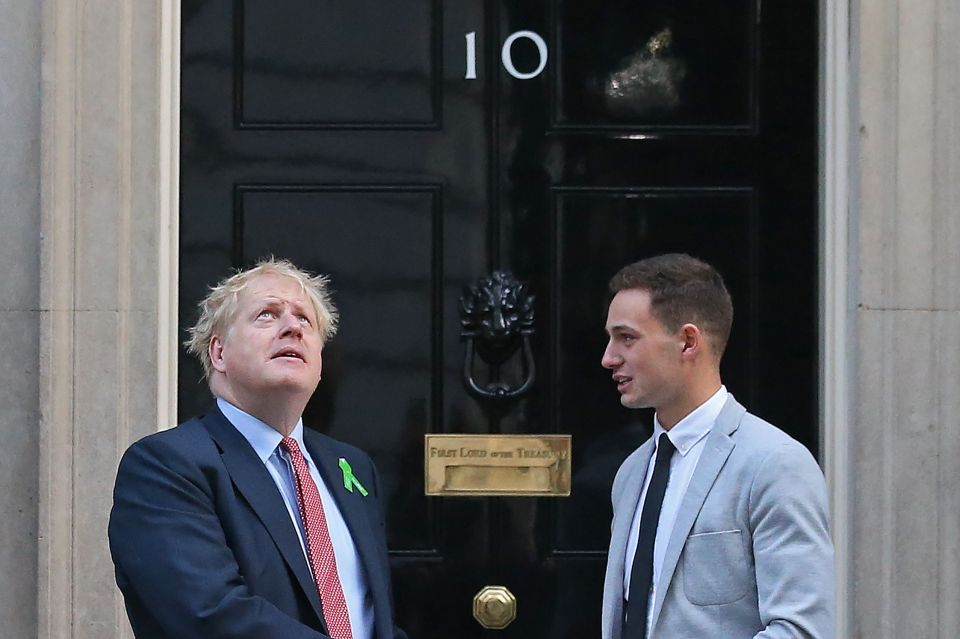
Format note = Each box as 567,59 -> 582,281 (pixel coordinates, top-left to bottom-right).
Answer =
424,434 -> 571,497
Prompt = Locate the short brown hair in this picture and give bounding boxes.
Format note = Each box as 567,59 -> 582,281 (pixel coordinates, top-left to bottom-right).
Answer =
185,257 -> 338,381
609,253 -> 733,358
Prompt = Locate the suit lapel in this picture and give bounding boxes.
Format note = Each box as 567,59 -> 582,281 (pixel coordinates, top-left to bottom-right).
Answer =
605,438 -> 656,639
304,432 -> 388,636
201,408 -> 327,627
305,435 -> 380,578
613,439 -> 657,560
649,396 -> 746,632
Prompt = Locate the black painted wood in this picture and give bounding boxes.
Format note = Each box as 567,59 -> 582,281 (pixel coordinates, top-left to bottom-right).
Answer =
180,1 -> 817,636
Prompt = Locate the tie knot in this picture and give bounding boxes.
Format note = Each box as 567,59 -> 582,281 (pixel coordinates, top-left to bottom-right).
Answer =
657,433 -> 676,456
280,436 -> 303,459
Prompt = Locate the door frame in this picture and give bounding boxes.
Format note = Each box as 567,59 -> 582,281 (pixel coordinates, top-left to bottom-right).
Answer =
819,0 -> 853,634
158,0 -> 853,631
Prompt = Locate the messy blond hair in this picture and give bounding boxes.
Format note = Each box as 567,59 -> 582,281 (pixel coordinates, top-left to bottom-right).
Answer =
185,257 -> 338,381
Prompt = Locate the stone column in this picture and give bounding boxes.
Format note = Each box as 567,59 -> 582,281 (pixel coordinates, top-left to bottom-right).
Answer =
852,0 -> 960,636
0,0 -> 41,637
38,0 -> 178,637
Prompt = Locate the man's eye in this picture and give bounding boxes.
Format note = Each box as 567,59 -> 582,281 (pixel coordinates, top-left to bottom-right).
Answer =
298,315 -> 311,325
258,310 -> 274,319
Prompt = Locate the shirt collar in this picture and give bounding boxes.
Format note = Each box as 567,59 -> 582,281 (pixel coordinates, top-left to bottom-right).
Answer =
653,385 -> 728,457
216,397 -> 306,463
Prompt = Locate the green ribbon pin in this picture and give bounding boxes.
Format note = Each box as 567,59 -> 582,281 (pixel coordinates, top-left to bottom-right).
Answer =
338,458 -> 369,496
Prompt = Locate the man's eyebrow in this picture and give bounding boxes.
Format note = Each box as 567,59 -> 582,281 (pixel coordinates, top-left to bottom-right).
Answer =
252,295 -> 311,314
249,297 -> 290,313
606,324 -> 638,336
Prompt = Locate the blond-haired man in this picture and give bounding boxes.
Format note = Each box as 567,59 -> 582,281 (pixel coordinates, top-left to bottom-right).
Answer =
109,258 -> 407,639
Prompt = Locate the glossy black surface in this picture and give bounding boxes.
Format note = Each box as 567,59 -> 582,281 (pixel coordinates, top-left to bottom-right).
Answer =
180,1 -> 817,636
238,0 -> 440,127
553,0 -> 755,129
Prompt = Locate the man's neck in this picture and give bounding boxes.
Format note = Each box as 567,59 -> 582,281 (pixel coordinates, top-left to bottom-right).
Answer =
213,385 -> 306,436
657,377 -> 723,430
240,405 -> 302,437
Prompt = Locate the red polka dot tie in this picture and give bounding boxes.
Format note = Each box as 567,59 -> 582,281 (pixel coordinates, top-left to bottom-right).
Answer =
280,437 -> 354,639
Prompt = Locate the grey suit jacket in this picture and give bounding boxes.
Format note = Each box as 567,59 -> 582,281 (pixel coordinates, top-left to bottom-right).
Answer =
601,395 -> 834,639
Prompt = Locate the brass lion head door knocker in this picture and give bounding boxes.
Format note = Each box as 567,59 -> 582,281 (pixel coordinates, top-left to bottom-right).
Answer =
459,271 -> 536,401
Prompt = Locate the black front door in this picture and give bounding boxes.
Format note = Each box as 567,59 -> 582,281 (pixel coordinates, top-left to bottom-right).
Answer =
180,1 -> 817,636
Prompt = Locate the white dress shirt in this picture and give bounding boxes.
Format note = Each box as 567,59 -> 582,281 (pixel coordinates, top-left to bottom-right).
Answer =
623,385 -> 728,635
218,398 -> 374,639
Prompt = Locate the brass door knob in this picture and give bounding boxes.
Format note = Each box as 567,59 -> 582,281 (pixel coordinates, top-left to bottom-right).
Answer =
473,585 -> 517,630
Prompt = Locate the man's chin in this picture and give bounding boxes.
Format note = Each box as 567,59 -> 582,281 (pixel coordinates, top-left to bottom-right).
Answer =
265,376 -> 319,396
619,394 -> 650,410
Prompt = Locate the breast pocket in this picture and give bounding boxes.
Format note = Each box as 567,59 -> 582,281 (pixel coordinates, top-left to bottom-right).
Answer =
682,529 -> 751,606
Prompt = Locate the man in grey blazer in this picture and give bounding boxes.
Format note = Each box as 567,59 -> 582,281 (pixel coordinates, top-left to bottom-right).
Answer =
600,254 -> 834,639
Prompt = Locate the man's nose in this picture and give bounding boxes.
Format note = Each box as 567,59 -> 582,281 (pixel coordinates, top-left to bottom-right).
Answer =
601,342 -> 619,369
279,312 -> 303,337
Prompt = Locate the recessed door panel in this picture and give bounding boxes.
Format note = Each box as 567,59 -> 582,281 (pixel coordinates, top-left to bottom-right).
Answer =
551,188 -> 757,554
238,0 -> 440,127
553,0 -> 756,130
238,185 -> 442,552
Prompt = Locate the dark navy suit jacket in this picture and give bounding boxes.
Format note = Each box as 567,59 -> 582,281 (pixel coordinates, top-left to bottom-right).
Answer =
108,406 -> 407,639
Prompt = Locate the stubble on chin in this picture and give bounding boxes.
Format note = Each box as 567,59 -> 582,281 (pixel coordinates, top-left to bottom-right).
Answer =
620,392 -> 653,411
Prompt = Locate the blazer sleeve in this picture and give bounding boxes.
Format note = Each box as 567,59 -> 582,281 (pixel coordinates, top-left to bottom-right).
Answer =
748,443 -> 835,639
108,436 -> 328,639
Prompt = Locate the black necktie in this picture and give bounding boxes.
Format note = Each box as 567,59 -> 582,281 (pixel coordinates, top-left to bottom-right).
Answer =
624,433 -> 676,639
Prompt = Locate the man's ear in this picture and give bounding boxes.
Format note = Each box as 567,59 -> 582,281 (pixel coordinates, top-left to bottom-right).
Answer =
209,335 -> 227,373
679,323 -> 703,357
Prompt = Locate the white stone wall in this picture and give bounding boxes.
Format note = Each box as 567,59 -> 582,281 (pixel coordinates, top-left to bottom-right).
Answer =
852,0 -> 960,636
36,1 -> 174,637
0,0 -> 41,637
